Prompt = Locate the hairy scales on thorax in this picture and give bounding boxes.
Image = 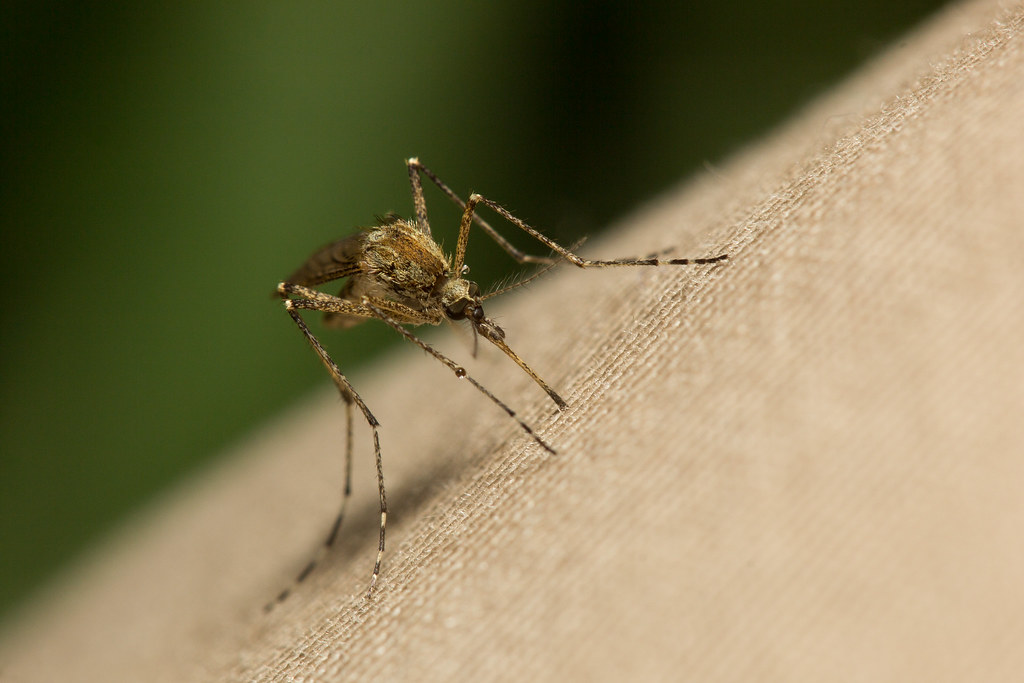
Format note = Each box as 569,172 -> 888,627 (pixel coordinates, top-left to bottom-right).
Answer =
363,221 -> 450,309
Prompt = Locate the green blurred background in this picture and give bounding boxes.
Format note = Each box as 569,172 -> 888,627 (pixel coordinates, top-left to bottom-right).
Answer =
1,1 -> 947,620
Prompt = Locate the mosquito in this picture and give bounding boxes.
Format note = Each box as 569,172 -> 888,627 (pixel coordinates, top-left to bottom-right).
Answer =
268,157 -> 727,608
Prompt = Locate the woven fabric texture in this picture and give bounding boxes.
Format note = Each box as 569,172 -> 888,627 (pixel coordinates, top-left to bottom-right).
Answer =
2,1 -> 1023,680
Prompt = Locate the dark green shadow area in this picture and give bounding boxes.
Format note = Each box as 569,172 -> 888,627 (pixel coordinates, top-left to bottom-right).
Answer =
0,0 -> 948,619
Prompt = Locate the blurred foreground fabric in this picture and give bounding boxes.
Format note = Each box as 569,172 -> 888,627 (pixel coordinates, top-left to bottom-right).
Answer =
2,0 -> 1022,680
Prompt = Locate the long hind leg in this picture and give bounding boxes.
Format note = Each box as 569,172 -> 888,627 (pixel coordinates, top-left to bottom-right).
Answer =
267,303 -> 388,607
265,392 -> 355,610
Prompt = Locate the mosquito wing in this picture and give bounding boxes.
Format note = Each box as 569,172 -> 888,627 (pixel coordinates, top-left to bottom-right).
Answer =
285,232 -> 367,287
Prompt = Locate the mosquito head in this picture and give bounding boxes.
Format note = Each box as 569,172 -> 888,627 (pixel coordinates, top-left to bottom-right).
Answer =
441,279 -> 480,320
441,278 -> 506,341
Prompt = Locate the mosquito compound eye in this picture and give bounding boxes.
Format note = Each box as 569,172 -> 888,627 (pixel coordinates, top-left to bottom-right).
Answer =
471,306 -> 485,322
445,298 -> 470,320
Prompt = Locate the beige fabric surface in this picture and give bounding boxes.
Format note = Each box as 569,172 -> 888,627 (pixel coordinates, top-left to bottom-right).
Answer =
3,1 -> 1024,680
